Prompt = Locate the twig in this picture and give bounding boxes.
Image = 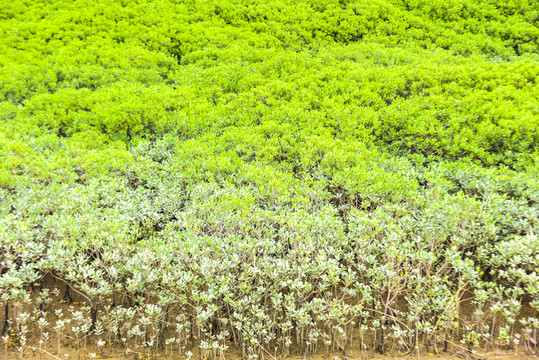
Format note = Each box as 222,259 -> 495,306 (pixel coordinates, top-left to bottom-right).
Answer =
31,347 -> 63,360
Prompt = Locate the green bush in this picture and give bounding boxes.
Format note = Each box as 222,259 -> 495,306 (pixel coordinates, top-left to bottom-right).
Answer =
0,0 -> 538,358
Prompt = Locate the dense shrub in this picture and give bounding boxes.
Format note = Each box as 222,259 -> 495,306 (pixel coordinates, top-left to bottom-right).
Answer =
0,0 -> 538,359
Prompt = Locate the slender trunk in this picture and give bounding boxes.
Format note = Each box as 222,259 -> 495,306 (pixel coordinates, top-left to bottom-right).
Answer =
379,323 -> 385,354
39,282 -> 45,312
158,310 -> 166,351
1,302 -> 8,335
89,295 -> 99,334
63,284 -> 72,303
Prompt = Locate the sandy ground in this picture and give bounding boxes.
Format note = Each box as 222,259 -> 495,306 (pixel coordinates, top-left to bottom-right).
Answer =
2,338 -> 537,360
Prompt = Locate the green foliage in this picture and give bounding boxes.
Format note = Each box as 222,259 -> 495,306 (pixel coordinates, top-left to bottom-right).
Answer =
0,0 -> 538,358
